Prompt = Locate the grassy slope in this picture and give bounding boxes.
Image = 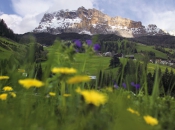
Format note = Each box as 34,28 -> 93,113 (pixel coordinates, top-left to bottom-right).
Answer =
73,53 -> 111,75
73,53 -> 175,76
0,37 -> 173,76
0,36 -> 26,60
136,43 -> 167,59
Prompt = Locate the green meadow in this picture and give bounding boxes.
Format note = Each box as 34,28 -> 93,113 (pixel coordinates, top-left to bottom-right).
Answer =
72,53 -> 175,75
1,39 -> 175,130
136,43 -> 167,59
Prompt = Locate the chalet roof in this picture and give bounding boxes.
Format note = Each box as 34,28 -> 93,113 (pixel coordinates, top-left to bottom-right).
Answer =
125,55 -> 134,57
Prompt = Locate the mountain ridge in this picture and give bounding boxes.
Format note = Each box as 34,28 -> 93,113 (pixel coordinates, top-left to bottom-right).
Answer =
33,6 -> 169,38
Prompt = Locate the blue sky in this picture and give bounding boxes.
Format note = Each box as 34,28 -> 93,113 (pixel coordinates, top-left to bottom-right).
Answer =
0,0 -> 175,34
0,0 -> 14,14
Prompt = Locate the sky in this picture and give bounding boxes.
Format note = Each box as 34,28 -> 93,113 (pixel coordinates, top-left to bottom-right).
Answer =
0,0 -> 175,34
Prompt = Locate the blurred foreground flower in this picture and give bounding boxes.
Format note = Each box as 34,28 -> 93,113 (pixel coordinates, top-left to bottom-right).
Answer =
114,83 -> 118,89
131,82 -> 140,89
10,92 -> 16,98
18,69 -> 25,73
127,95 -> 130,99
49,92 -> 56,97
143,115 -> 158,126
0,76 -> 9,80
127,107 -> 140,116
134,84 -> 140,89
75,87 -> 81,93
63,94 -> 71,97
76,88 -> 107,107
122,83 -> 127,88
93,44 -> 100,51
51,67 -> 77,74
74,40 -> 82,48
131,82 -> 135,86
86,40 -> 92,46
18,79 -> 44,89
0,93 -> 8,100
106,87 -> 113,92
67,75 -> 90,84
3,86 -> 13,91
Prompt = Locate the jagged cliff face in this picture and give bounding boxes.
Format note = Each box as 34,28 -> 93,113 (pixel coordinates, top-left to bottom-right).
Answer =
33,7 -> 168,37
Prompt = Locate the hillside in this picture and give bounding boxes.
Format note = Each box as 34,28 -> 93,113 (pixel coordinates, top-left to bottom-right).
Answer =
129,35 -> 175,48
0,36 -> 26,60
16,32 -> 175,61
17,33 -> 175,49
71,53 -> 175,75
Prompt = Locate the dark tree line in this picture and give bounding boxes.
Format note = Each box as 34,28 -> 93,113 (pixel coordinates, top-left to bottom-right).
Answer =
98,39 -> 137,54
147,68 -> 175,96
0,19 -> 18,41
130,35 -> 175,49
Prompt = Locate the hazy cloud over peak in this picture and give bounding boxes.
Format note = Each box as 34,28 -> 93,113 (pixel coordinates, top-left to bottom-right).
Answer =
11,0 -> 95,16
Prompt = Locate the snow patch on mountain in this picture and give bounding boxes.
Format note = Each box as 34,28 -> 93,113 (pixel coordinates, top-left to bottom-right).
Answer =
79,30 -> 92,35
169,30 -> 175,36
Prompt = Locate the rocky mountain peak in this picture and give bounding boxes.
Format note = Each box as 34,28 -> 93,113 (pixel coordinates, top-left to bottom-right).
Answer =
33,7 -> 169,37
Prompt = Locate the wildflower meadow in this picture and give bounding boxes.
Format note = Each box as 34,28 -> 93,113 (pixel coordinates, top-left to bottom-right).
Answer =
0,38 -> 175,130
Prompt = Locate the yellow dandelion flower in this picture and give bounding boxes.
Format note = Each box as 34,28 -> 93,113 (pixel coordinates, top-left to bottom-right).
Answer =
0,93 -> 8,100
127,108 -> 140,116
18,69 -> 25,73
49,92 -> 56,96
78,90 -> 108,107
3,86 -> 13,91
18,79 -> 44,89
135,111 -> 140,116
51,67 -> 77,74
67,75 -> 90,84
127,95 -> 131,99
143,115 -> 158,126
127,108 -> 135,113
75,87 -> 81,93
0,76 -> 9,80
106,87 -> 113,92
10,92 -> 16,98
63,94 -> 71,97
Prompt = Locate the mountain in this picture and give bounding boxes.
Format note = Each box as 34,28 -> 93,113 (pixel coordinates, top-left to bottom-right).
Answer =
33,7 -> 168,38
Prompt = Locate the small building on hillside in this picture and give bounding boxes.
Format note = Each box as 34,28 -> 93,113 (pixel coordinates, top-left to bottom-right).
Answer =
125,55 -> 134,59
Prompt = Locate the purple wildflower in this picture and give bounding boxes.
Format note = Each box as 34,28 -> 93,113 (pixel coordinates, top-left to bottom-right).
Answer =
74,40 -> 82,48
122,83 -> 127,88
75,49 -> 79,53
131,82 -> 135,87
134,84 -> 140,89
93,44 -> 100,51
86,40 -> 92,46
131,82 -> 140,89
114,83 -> 118,89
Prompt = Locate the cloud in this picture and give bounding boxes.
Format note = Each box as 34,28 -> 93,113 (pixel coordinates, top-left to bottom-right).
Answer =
1,0 -> 96,34
1,0 -> 175,33
11,0 -> 95,16
11,0 -> 52,16
0,13 -> 45,34
47,0 -> 95,12
97,0 -> 175,31
0,14 -> 22,32
144,10 -> 175,31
